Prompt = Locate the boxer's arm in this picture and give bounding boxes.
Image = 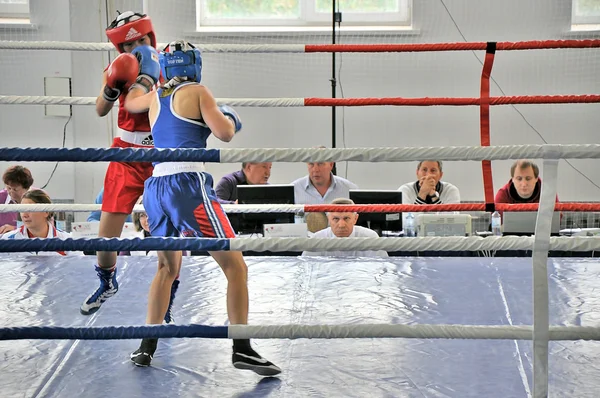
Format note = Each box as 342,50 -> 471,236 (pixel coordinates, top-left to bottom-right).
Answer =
124,88 -> 154,114
96,53 -> 139,117
197,85 -> 236,142
96,72 -> 113,117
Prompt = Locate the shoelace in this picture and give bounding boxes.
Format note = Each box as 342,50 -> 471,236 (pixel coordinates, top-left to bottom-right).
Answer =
89,270 -> 115,301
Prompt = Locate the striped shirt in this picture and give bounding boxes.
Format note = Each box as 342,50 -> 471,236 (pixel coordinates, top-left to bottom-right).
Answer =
292,174 -> 358,205
398,181 -> 460,204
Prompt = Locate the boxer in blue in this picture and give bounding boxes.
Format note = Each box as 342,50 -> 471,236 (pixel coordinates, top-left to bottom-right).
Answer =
123,40 -> 280,376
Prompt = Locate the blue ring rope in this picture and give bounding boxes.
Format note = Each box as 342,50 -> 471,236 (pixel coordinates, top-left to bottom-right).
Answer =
0,237 -> 231,252
0,147 -> 221,162
0,324 -> 228,340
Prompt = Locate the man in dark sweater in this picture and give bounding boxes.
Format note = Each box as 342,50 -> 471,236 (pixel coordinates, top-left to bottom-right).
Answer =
495,159 -> 559,204
215,162 -> 272,204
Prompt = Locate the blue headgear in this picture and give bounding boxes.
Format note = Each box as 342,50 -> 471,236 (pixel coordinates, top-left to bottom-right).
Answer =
159,41 -> 202,83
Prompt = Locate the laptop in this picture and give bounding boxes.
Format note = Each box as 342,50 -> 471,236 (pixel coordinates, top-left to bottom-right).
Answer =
502,212 -> 561,235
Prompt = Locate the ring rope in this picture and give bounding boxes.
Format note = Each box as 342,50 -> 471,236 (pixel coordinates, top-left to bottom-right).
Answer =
531,160 -> 559,395
2,202 -> 600,213
2,95 -> 600,107
1,39 -> 599,52
0,144 -> 598,163
0,236 -> 599,253
303,95 -> 600,106
479,43 -> 495,204
1,323 -> 599,341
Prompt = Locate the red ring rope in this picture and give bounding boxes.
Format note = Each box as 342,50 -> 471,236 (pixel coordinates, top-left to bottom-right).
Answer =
303,95 -> 600,106
304,40 -> 600,53
304,203 -> 600,213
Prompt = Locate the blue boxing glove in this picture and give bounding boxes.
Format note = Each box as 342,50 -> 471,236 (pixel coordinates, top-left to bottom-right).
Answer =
219,105 -> 242,133
130,45 -> 160,93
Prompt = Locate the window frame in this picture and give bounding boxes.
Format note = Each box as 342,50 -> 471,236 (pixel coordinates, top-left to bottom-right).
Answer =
0,0 -> 29,19
572,0 -> 600,25
196,0 -> 412,30
306,0 -> 411,24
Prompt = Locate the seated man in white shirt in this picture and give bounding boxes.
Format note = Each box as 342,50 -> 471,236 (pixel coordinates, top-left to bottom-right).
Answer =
292,149 -> 358,204
302,198 -> 388,258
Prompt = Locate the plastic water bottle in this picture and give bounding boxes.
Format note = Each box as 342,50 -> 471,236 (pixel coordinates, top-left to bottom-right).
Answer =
405,212 -> 416,237
491,211 -> 502,236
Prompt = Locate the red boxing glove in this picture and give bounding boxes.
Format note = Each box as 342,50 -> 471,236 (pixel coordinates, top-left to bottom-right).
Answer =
103,53 -> 139,102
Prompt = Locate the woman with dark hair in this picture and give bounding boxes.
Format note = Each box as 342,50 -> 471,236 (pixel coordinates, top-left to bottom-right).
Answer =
0,165 -> 34,234
1,189 -> 70,255
132,208 -> 151,239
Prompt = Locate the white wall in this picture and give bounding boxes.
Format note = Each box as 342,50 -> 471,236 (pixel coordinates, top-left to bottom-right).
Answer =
0,0 -> 75,199
0,0 -> 598,214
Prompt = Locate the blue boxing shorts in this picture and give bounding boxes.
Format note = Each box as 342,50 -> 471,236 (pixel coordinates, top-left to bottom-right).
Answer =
143,170 -> 236,239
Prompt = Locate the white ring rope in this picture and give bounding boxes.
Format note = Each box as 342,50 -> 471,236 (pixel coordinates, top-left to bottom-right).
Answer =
0,204 -> 304,214
216,98 -> 306,107
0,41 -> 307,53
0,95 -> 94,106
218,145 -> 600,162
227,324 -> 600,340
0,41 -> 112,51
0,95 -> 305,107
531,159 -> 559,396
229,236 -> 600,252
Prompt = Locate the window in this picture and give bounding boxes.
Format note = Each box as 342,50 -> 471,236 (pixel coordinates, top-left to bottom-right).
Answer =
196,0 -> 411,30
572,0 -> 600,25
0,0 -> 29,18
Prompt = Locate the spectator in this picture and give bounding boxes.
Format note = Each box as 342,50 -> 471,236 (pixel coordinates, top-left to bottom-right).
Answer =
398,160 -> 460,204
302,198 -> 388,257
0,165 -> 34,234
2,189 -> 70,255
215,162 -> 272,204
495,160 -> 558,205
129,208 -> 154,256
292,154 -> 358,204
132,207 -> 151,239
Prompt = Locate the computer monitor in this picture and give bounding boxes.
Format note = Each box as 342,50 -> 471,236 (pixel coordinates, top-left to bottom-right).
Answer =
502,211 -> 561,236
349,190 -> 402,235
233,184 -> 295,234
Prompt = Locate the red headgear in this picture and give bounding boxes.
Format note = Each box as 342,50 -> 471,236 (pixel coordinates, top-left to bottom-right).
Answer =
106,11 -> 156,53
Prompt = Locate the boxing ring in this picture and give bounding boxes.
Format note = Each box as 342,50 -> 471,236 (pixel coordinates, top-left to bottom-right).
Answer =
2,254 -> 600,397
1,37 -> 600,398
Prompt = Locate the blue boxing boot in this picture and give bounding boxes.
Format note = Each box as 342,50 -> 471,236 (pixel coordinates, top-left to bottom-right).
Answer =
80,265 -> 118,315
